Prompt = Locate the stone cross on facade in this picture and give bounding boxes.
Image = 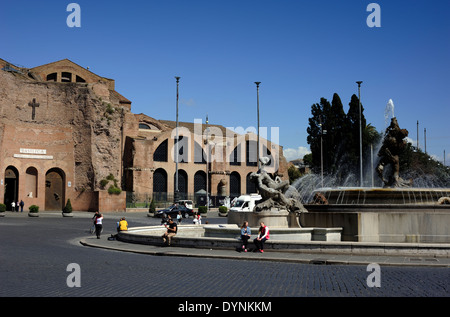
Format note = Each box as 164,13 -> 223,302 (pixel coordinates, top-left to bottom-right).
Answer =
28,98 -> 39,120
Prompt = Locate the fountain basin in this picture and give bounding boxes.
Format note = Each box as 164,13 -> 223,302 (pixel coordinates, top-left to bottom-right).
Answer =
310,187 -> 450,205
116,224 -> 342,250
303,187 -> 450,243
227,209 -> 301,228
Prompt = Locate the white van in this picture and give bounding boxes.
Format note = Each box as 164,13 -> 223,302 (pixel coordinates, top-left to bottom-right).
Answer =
230,194 -> 262,212
177,200 -> 193,209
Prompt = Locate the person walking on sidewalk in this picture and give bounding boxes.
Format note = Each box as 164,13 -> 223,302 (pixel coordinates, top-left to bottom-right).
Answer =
94,213 -> 103,239
254,222 -> 269,253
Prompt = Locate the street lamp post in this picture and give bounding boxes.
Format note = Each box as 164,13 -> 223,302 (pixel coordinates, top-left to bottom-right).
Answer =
356,81 -> 363,187
174,76 -> 180,203
255,82 -> 261,169
319,116 -> 324,188
424,128 -> 427,154
205,115 -> 209,214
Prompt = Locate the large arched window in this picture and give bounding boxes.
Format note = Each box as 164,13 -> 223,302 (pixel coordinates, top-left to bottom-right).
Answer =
153,139 -> 168,162
4,166 -> 19,210
26,167 -> 38,198
246,140 -> 257,166
153,168 -> 167,193
45,168 -> 66,211
46,73 -> 57,81
61,72 -> 72,82
174,136 -> 189,163
194,170 -> 207,193
229,145 -> 241,166
230,172 -> 241,197
194,142 -> 206,164
139,122 -> 160,130
246,172 -> 257,194
262,145 -> 273,168
174,170 -> 188,198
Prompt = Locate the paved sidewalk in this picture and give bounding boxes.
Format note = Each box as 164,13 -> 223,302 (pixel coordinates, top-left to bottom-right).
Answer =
80,235 -> 450,268
5,210 -> 449,267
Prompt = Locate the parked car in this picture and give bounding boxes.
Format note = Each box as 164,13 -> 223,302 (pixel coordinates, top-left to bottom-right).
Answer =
154,204 -> 194,218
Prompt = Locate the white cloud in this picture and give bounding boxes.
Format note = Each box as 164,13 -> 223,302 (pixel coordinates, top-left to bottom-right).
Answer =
405,136 -> 415,145
181,98 -> 195,107
283,146 -> 311,161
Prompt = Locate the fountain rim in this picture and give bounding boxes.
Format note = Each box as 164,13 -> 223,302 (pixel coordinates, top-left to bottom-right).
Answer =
312,187 -> 450,193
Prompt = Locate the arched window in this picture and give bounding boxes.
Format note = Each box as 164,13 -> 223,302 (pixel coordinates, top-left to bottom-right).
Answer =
246,172 -> 257,194
153,139 -> 168,162
4,166 -> 19,210
174,170 -> 188,198
26,167 -> 38,198
153,168 -> 167,193
246,140 -> 257,166
45,168 -> 65,211
229,145 -> 241,166
139,123 -> 151,130
262,145 -> 273,168
61,72 -> 72,82
46,73 -> 57,81
174,136 -> 189,163
194,142 -> 206,164
194,171 -> 207,193
139,123 -> 160,130
230,172 -> 241,197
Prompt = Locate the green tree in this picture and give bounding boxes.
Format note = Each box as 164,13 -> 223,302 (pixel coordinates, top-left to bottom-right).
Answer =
288,165 -> 302,184
328,93 -> 347,173
344,94 -> 367,168
303,153 -> 312,166
306,93 -> 375,183
306,97 -> 332,173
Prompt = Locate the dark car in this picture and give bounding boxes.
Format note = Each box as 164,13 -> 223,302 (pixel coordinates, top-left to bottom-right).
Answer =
154,205 -> 194,218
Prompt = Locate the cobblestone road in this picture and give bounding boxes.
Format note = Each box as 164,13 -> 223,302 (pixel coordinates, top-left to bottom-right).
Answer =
0,212 -> 449,298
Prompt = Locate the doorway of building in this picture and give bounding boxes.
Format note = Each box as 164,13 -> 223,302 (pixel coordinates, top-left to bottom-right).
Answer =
4,166 -> 19,211
45,168 -> 65,211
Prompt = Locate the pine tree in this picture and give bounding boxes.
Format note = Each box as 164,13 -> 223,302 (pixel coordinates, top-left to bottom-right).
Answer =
329,93 -> 347,173
307,97 -> 331,172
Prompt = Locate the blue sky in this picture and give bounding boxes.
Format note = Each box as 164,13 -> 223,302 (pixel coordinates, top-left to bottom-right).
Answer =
2,0 -> 449,164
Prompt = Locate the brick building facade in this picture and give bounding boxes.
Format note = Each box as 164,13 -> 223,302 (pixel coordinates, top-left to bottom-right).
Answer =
0,58 -> 288,212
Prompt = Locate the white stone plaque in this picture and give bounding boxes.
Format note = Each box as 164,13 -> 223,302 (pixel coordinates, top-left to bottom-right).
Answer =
20,148 -> 47,155
14,154 -> 53,160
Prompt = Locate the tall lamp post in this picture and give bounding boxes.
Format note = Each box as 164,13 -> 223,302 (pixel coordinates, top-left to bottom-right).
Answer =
174,76 -> 180,203
356,81 -> 363,187
205,114 -> 209,213
319,116 -> 324,188
255,82 -> 261,169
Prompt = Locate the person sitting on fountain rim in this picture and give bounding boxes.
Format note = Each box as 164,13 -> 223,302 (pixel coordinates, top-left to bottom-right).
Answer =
254,222 -> 269,253
240,221 -> 251,252
162,218 -> 177,246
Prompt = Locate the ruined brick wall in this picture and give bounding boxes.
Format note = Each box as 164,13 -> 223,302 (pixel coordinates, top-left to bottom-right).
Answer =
0,69 -> 128,211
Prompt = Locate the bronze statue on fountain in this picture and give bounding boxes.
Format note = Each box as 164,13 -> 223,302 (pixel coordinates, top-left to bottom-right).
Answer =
249,157 -> 308,213
376,117 -> 413,188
